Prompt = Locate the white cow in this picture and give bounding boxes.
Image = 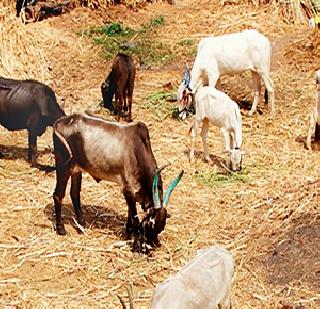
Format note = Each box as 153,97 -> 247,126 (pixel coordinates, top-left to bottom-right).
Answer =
151,247 -> 234,309
178,29 -> 275,119
190,86 -> 243,172
306,70 -> 320,150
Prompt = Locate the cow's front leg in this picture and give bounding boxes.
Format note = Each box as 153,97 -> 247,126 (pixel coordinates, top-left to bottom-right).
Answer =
124,191 -> 140,251
28,131 -> 37,166
70,172 -> 85,227
125,204 -> 135,238
53,166 -> 70,235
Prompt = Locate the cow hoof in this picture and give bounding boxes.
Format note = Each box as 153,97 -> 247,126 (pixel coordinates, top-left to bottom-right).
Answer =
56,224 -> 67,236
132,241 -> 141,252
141,245 -> 149,255
77,217 -> 86,227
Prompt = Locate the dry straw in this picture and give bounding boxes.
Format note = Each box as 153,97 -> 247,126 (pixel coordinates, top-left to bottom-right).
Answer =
0,0 -> 319,308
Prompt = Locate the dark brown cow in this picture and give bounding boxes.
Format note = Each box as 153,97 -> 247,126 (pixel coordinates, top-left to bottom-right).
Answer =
0,77 -> 65,165
52,112 -> 183,252
101,53 -> 136,122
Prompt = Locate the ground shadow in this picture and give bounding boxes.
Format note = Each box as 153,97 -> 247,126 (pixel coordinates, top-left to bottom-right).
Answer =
183,149 -> 227,170
260,213 -> 320,296
238,99 -> 263,115
0,144 -> 55,172
43,202 -> 128,238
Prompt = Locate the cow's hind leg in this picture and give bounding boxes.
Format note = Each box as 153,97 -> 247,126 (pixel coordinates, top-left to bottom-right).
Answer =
70,172 -> 85,227
248,71 -> 261,116
53,168 -> 70,235
260,71 -> 275,115
116,92 -> 123,122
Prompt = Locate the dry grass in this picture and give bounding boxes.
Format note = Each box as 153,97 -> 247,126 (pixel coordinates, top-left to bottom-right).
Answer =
0,0 -> 319,308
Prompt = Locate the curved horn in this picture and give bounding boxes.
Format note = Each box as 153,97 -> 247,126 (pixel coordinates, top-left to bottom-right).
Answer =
152,165 -> 169,209
163,170 -> 184,208
183,63 -> 190,87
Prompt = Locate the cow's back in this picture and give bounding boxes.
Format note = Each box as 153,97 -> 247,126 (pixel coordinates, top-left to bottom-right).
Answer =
54,114 -> 156,196
179,247 -> 233,307
151,247 -> 233,308
196,29 -> 270,75
0,78 -> 61,130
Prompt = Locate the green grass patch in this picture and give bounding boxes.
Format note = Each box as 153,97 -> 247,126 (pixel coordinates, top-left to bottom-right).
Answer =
195,169 -> 251,188
79,16 -> 173,65
141,90 -> 175,121
142,90 -> 196,121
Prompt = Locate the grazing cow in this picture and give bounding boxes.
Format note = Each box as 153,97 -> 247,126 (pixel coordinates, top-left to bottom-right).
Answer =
306,70 -> 320,150
178,29 -> 275,119
190,86 -> 243,172
0,77 -> 65,165
151,247 -> 234,309
52,112 -> 183,252
101,53 -> 136,122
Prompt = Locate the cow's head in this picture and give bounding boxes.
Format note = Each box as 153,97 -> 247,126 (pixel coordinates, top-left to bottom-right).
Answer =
178,64 -> 193,120
228,148 -> 243,172
101,72 -> 115,112
140,167 -> 184,252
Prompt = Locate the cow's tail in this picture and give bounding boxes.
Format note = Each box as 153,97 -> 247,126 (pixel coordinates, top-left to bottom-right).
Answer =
53,123 -> 73,163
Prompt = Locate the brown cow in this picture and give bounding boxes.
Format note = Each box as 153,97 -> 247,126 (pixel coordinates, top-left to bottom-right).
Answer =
101,53 -> 136,122
52,112 -> 183,252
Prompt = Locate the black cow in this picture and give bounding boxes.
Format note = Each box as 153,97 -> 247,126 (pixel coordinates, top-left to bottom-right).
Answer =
0,77 -> 65,165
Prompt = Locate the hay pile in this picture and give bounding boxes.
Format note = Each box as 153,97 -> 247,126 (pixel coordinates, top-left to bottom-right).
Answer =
0,0 -> 319,308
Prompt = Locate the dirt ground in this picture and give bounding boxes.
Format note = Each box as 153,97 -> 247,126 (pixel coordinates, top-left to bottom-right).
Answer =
0,0 -> 319,308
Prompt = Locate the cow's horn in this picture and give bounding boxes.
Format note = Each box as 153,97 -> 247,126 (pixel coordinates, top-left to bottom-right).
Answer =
183,63 -> 190,87
163,170 -> 184,208
152,165 -> 169,209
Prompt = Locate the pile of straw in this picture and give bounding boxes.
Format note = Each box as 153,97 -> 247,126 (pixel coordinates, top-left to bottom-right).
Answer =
0,0 -> 319,308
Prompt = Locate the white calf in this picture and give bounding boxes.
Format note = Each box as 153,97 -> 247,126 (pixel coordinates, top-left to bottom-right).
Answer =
151,247 -> 234,309
190,86 -> 243,172
306,70 -> 320,150
178,29 -> 274,118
